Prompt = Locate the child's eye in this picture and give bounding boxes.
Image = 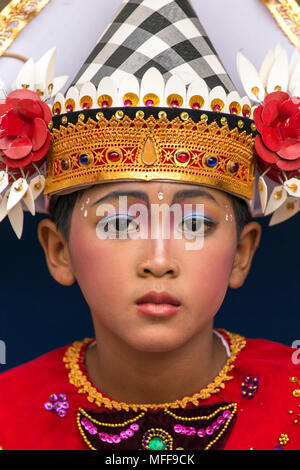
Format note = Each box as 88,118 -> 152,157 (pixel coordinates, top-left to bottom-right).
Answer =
97,214 -> 139,237
177,214 -> 217,236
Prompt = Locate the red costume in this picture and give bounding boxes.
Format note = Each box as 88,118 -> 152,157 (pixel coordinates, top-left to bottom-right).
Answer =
0,330 -> 299,450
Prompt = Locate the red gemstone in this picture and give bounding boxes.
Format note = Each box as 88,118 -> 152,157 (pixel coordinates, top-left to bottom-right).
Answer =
54,108 -> 60,115
66,104 -> 73,112
243,109 -> 250,117
101,101 -> 110,108
229,162 -> 239,173
107,151 -> 121,162
145,100 -> 154,107
176,152 -> 190,163
82,103 -> 90,109
230,107 -> 238,115
192,103 -> 200,110
213,105 -> 221,112
60,159 -> 70,170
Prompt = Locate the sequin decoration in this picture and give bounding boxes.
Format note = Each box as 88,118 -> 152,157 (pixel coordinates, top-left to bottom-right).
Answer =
44,393 -> 69,417
142,428 -> 173,450
77,402 -> 237,450
241,376 -> 259,398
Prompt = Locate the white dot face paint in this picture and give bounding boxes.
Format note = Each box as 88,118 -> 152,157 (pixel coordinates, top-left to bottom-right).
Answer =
74,185 -> 238,251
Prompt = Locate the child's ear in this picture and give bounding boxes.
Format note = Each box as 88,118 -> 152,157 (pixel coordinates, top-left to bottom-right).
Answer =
229,221 -> 262,289
37,218 -> 76,286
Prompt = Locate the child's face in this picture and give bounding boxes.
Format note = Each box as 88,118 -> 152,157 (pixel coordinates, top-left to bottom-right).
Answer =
65,181 -> 245,353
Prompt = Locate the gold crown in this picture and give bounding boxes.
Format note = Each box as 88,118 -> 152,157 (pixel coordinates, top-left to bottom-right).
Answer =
45,110 -> 256,199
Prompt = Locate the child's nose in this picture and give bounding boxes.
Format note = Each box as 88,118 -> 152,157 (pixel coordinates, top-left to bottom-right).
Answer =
136,238 -> 180,279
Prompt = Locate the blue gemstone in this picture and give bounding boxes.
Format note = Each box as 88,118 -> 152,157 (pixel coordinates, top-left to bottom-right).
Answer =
79,154 -> 90,165
207,157 -> 218,167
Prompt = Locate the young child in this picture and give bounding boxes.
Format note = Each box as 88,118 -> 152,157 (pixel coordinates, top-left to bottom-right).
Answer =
0,0 -> 299,451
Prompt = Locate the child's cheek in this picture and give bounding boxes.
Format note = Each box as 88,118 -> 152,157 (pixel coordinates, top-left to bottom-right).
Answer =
188,242 -> 235,311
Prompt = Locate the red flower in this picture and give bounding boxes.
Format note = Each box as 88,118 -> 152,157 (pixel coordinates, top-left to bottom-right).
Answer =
254,91 -> 300,173
0,89 -> 52,169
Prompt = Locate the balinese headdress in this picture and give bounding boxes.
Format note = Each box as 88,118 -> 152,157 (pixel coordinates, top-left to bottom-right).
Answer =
0,0 -> 300,238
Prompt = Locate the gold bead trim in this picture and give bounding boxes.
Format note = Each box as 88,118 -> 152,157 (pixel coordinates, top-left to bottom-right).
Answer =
64,330 -> 246,412
79,407 -> 145,427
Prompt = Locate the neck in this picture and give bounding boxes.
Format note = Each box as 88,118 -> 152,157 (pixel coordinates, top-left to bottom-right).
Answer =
85,323 -> 229,405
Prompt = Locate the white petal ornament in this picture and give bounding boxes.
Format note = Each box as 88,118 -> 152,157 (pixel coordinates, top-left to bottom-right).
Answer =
209,86 -> 227,113
140,68 -> 165,107
14,58 -> 35,91
22,186 -> 35,215
65,86 -> 80,113
225,91 -> 241,115
0,171 -> 9,194
6,178 -> 28,212
0,187 -> 10,222
118,74 -> 140,107
187,77 -> 209,110
266,48 -> 289,93
97,77 -> 118,108
34,47 -> 57,99
22,175 -> 45,216
236,51 -> 265,103
79,82 -> 97,110
8,201 -> 24,239
258,48 -> 275,88
284,178 -> 300,198
269,197 -> 300,226
258,175 -> 268,213
30,174 -> 45,200
164,74 -> 186,108
264,184 -> 287,216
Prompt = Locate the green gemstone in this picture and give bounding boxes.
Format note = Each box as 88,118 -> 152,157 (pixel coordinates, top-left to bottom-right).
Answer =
148,436 -> 166,450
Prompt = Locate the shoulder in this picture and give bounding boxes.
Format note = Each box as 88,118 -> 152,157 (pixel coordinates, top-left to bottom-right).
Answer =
222,330 -> 300,450
0,339 -> 91,450
0,342 -> 70,395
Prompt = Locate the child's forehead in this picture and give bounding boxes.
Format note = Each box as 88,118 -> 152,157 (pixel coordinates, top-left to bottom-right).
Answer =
78,181 -> 233,209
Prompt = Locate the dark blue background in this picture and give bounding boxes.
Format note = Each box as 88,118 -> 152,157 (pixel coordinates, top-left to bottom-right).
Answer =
0,210 -> 299,372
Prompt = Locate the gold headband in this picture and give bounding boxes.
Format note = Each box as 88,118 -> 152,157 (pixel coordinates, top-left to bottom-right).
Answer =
45,110 -> 256,200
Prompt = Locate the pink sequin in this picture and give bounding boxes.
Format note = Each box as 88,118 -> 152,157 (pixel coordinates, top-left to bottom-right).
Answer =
126,429 -> 134,437
112,435 -> 121,444
217,416 -> 225,425
89,426 -> 97,435
130,423 -> 139,431
205,426 -> 214,435
197,429 -> 206,438
223,410 -> 232,419
174,424 -> 182,433
120,430 -> 128,439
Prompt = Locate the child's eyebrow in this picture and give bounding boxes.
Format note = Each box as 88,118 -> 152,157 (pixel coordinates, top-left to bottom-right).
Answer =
91,189 -> 220,207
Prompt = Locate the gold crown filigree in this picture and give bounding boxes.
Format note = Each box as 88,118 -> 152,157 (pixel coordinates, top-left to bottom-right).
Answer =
45,113 -> 256,199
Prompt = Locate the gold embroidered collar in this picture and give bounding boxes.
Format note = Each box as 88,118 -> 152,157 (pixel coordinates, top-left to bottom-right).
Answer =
63,329 -> 246,412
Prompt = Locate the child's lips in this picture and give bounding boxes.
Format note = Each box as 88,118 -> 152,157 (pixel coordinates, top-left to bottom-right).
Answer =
135,291 -> 181,317
135,303 -> 181,317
